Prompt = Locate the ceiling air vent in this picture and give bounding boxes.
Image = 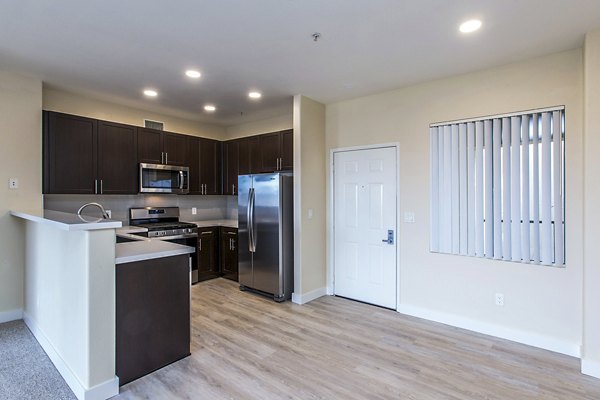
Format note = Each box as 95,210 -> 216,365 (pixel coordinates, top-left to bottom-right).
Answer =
144,119 -> 164,131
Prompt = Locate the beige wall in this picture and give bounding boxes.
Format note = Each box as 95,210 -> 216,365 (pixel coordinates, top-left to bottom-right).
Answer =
43,87 -> 226,140
0,71 -> 43,319
583,29 -> 600,376
225,113 -> 293,140
293,96 -> 327,299
326,49 -> 584,355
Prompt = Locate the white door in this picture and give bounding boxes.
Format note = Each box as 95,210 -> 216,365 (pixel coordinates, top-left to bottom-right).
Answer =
333,146 -> 397,309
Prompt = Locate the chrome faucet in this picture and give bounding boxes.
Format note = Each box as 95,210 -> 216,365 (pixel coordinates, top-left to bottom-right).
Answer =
77,202 -> 110,219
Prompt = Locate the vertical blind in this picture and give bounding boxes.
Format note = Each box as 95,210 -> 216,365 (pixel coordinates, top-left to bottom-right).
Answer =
430,107 -> 565,266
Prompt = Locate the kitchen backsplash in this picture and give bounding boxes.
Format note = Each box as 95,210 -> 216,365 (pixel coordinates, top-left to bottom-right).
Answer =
44,194 -> 238,224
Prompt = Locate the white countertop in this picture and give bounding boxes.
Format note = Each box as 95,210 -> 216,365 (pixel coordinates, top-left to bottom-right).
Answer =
11,210 -> 122,231
116,240 -> 195,264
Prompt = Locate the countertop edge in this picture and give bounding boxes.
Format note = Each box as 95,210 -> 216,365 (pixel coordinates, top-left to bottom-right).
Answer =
11,210 -> 122,231
115,241 -> 195,265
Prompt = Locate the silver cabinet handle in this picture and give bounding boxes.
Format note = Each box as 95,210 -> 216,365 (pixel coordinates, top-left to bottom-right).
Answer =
201,231 -> 212,235
100,179 -> 103,194
232,184 -> 235,195
231,237 -> 235,251
165,152 -> 168,165
198,237 -> 202,251
94,179 -> 98,194
161,152 -> 164,164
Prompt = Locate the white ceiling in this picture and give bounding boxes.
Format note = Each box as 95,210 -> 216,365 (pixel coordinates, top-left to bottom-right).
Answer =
1,0 -> 599,126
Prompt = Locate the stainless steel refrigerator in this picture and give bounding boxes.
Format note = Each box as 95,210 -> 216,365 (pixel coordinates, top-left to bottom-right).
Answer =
238,172 -> 294,302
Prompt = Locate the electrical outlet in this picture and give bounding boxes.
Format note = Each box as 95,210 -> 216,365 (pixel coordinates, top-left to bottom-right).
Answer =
8,178 -> 18,189
192,207 -> 197,215
495,293 -> 505,307
105,210 -> 112,219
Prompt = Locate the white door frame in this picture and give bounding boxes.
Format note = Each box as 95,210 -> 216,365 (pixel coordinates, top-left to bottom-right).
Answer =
328,142 -> 401,311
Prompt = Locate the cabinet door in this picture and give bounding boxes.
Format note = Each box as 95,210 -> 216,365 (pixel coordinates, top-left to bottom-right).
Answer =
163,132 -> 189,166
223,140 -> 239,195
44,111 -> 97,194
259,132 -> 281,173
220,227 -> 238,281
249,136 -> 262,174
199,139 -> 222,195
97,121 -> 138,194
280,129 -> 293,171
238,137 -> 250,175
198,227 -> 219,281
187,137 -> 201,194
137,128 -> 163,164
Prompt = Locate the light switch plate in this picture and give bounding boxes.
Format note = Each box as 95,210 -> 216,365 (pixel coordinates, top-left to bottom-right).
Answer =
192,207 -> 197,215
307,209 -> 314,219
8,178 -> 18,189
404,212 -> 415,223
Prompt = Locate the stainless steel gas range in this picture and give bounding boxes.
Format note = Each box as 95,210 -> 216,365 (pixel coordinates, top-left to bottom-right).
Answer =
129,207 -> 199,284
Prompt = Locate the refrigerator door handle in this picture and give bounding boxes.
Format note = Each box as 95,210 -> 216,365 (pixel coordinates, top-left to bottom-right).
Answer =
249,187 -> 257,252
247,188 -> 252,252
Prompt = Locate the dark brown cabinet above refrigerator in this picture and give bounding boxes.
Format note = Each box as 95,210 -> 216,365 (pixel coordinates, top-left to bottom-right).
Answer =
258,129 -> 293,173
44,111 -> 137,194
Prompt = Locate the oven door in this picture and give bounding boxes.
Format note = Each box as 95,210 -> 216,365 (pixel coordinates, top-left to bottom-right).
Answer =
164,236 -> 199,284
139,163 -> 189,194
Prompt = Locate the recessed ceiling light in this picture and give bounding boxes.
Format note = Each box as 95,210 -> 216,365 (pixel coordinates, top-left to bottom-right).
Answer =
248,91 -> 262,99
143,89 -> 158,97
459,19 -> 482,33
185,70 -> 201,79
204,105 -> 216,112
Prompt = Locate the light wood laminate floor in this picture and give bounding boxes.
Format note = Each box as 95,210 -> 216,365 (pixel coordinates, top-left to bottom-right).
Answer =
116,278 -> 600,399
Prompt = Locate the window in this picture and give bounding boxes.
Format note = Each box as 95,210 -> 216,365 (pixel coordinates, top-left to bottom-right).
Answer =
429,107 -> 565,266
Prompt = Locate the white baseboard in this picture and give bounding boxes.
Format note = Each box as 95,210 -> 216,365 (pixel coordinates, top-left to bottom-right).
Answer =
0,308 -> 23,323
582,359 -> 600,379
24,312 -> 119,400
397,304 -> 580,358
292,287 -> 328,304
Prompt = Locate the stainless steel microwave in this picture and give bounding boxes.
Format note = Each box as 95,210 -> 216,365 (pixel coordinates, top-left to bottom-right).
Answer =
139,163 -> 189,194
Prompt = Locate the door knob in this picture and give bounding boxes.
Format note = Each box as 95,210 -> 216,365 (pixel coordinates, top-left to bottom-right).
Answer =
382,230 -> 394,245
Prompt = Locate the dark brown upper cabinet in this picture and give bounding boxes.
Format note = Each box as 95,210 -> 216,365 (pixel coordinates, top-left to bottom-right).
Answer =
44,111 -> 97,194
44,111 -> 137,195
97,121 -> 138,194
188,137 -> 201,195
258,129 -> 293,173
200,138 -> 222,195
163,132 -> 188,166
137,128 -> 188,166
259,132 -> 280,172
188,137 -> 221,195
222,140 -> 239,195
236,135 -> 261,175
280,129 -> 293,170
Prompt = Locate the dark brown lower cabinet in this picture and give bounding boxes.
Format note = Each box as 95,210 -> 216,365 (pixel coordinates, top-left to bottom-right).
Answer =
198,227 -> 220,281
116,255 -> 191,386
220,227 -> 238,281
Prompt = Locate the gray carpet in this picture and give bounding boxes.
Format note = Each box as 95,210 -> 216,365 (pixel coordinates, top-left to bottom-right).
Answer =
0,320 -> 76,400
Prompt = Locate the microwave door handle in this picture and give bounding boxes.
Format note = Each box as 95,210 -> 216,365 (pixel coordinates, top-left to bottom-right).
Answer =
179,170 -> 184,190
